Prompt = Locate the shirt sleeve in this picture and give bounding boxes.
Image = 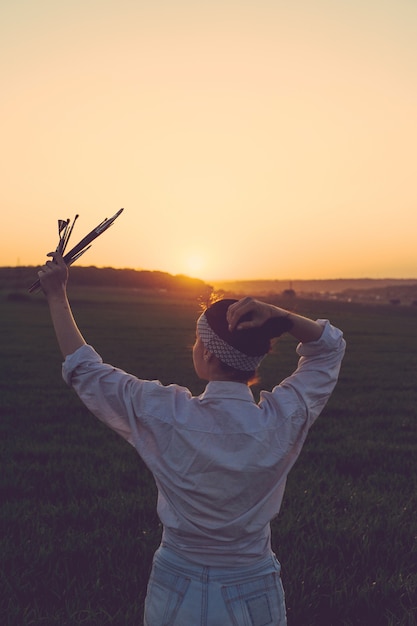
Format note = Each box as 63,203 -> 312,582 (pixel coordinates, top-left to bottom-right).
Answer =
62,344 -> 146,445
62,344 -> 195,467
263,319 -> 346,429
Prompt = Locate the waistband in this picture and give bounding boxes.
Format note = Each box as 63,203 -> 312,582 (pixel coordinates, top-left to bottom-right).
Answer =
154,544 -> 281,582
161,525 -> 272,567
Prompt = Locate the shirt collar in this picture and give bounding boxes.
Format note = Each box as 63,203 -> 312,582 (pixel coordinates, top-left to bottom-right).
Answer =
199,380 -> 256,402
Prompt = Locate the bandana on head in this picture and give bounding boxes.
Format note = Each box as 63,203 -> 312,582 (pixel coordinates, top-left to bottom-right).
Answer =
197,313 -> 266,371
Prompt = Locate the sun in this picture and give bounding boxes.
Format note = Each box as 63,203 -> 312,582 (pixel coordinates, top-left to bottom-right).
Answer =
184,254 -> 205,277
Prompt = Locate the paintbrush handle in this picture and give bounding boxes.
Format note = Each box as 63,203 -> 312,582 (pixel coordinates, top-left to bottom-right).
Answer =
62,208 -> 124,263
28,209 -> 124,293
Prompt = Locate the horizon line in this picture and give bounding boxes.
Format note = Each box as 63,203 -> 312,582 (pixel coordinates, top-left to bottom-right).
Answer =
1,264 -> 417,283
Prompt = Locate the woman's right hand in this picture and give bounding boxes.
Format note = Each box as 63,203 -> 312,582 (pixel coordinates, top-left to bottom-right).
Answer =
227,297 -> 324,343
226,297 -> 279,332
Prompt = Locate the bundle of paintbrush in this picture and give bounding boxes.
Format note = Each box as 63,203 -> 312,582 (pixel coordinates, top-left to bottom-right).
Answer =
28,208 -> 124,293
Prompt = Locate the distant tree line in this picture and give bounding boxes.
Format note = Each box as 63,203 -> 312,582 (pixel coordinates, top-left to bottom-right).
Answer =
0,266 -> 213,297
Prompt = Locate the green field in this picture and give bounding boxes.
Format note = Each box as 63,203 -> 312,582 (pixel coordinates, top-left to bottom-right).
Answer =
1,287 -> 416,625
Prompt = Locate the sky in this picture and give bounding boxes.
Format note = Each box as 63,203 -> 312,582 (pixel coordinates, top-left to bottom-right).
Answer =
1,0 -> 417,281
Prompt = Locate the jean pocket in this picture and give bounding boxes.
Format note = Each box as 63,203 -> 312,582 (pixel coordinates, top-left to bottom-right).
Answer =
222,572 -> 286,626
144,563 -> 190,626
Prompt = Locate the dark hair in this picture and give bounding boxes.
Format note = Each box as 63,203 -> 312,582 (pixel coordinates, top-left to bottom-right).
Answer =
204,298 -> 293,383
204,299 -> 293,357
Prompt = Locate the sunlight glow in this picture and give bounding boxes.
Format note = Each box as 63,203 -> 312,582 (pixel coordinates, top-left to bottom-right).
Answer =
182,254 -> 206,278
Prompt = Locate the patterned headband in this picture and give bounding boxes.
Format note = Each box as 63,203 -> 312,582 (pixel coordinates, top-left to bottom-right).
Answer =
197,313 -> 266,372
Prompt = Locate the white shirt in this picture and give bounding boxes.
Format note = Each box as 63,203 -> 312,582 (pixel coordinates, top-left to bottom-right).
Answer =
62,319 -> 345,566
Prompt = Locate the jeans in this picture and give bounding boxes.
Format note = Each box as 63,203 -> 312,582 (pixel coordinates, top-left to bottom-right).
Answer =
143,545 -> 287,626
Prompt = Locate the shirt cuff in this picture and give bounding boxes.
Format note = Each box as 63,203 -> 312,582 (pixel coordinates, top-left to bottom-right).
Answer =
62,344 -> 103,386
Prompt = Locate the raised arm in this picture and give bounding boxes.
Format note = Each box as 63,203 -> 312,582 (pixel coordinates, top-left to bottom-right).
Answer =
38,251 -> 86,358
226,297 -> 323,343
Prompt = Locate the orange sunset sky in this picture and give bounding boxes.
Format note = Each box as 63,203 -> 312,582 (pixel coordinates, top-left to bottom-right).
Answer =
1,0 -> 416,281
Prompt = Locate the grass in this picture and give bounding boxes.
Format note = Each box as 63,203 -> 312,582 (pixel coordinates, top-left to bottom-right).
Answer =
0,288 -> 416,625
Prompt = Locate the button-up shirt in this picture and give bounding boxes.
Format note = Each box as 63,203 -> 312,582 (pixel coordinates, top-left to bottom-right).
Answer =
62,319 -> 345,566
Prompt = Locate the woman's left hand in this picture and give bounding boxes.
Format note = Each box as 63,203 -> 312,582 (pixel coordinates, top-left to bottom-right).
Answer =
38,251 -> 69,297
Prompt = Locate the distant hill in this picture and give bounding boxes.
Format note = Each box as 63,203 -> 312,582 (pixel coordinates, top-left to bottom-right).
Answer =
0,265 -> 212,297
2,267 -> 417,306
212,277 -> 417,295
212,278 -> 417,306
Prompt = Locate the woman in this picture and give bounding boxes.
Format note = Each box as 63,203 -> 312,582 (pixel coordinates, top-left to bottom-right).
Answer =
38,251 -> 346,626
